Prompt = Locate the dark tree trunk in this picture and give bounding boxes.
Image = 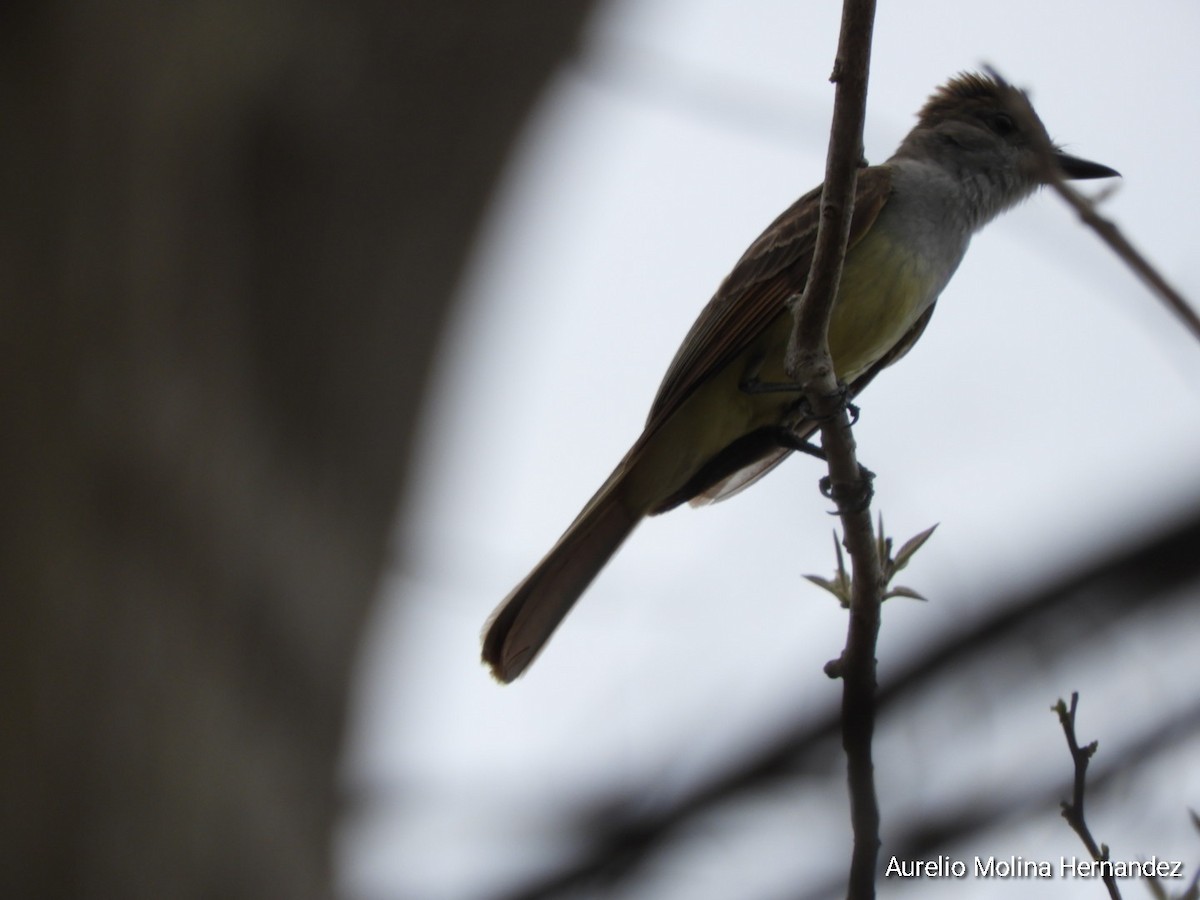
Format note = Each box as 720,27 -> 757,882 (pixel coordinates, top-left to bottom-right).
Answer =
0,2 -> 596,896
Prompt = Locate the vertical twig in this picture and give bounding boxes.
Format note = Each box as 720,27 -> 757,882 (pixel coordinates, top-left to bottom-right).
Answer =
783,2 -> 879,897
1055,693 -> 1123,900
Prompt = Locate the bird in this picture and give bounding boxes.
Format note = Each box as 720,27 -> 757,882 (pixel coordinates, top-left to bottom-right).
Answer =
482,72 -> 1118,682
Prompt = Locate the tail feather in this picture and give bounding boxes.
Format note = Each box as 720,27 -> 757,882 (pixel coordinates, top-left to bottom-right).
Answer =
482,476 -> 640,682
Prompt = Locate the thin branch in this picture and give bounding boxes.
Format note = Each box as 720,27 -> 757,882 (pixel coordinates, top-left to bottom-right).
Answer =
1055,693 -> 1123,900
782,1 -> 879,897
468,508 -> 1200,900
987,65 -> 1200,344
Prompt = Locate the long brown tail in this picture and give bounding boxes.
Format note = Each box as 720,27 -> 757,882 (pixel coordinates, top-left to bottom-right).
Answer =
482,472 -> 641,682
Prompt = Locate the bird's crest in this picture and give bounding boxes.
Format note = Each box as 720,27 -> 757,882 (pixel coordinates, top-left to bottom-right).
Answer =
917,71 -> 1025,127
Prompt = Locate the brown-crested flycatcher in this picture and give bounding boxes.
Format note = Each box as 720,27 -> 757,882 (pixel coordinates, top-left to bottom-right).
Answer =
483,72 -> 1118,682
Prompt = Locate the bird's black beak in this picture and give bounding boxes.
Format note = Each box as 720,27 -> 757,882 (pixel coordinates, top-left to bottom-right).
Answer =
1055,150 -> 1120,180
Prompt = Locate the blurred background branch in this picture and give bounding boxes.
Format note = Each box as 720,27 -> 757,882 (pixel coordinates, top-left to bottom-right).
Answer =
989,64 -> 1200,344
0,2 -> 596,896
479,507 -> 1200,899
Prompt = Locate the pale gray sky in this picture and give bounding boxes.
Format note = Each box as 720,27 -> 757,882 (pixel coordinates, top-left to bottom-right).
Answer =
339,2 -> 1200,897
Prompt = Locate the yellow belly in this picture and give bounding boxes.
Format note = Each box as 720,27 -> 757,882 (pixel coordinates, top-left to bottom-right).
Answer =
827,227 -> 938,382
623,227 -> 940,509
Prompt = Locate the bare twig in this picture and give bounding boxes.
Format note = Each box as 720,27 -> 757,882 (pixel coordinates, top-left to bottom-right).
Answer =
1055,693 -> 1123,900
476,510 -> 1200,900
987,65 -> 1200,344
782,1 -> 879,896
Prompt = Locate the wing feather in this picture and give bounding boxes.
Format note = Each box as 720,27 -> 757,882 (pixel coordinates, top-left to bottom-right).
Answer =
643,167 -> 894,438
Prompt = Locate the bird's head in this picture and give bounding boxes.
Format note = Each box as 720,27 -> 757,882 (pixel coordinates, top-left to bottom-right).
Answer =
894,72 -> 1118,212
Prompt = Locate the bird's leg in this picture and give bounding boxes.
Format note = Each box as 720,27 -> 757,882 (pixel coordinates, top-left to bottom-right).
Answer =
770,383 -> 873,512
737,351 -> 801,396
738,361 -> 807,395
741,362 -> 860,424
819,466 -> 875,514
776,424 -> 874,513
738,374 -> 807,395
799,381 -> 859,426
773,427 -> 826,460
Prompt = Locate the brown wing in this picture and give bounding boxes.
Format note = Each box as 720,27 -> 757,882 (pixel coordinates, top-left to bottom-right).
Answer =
643,166 -> 895,437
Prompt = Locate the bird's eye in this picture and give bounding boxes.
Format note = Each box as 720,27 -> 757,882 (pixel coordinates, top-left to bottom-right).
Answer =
989,112 -> 1017,136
